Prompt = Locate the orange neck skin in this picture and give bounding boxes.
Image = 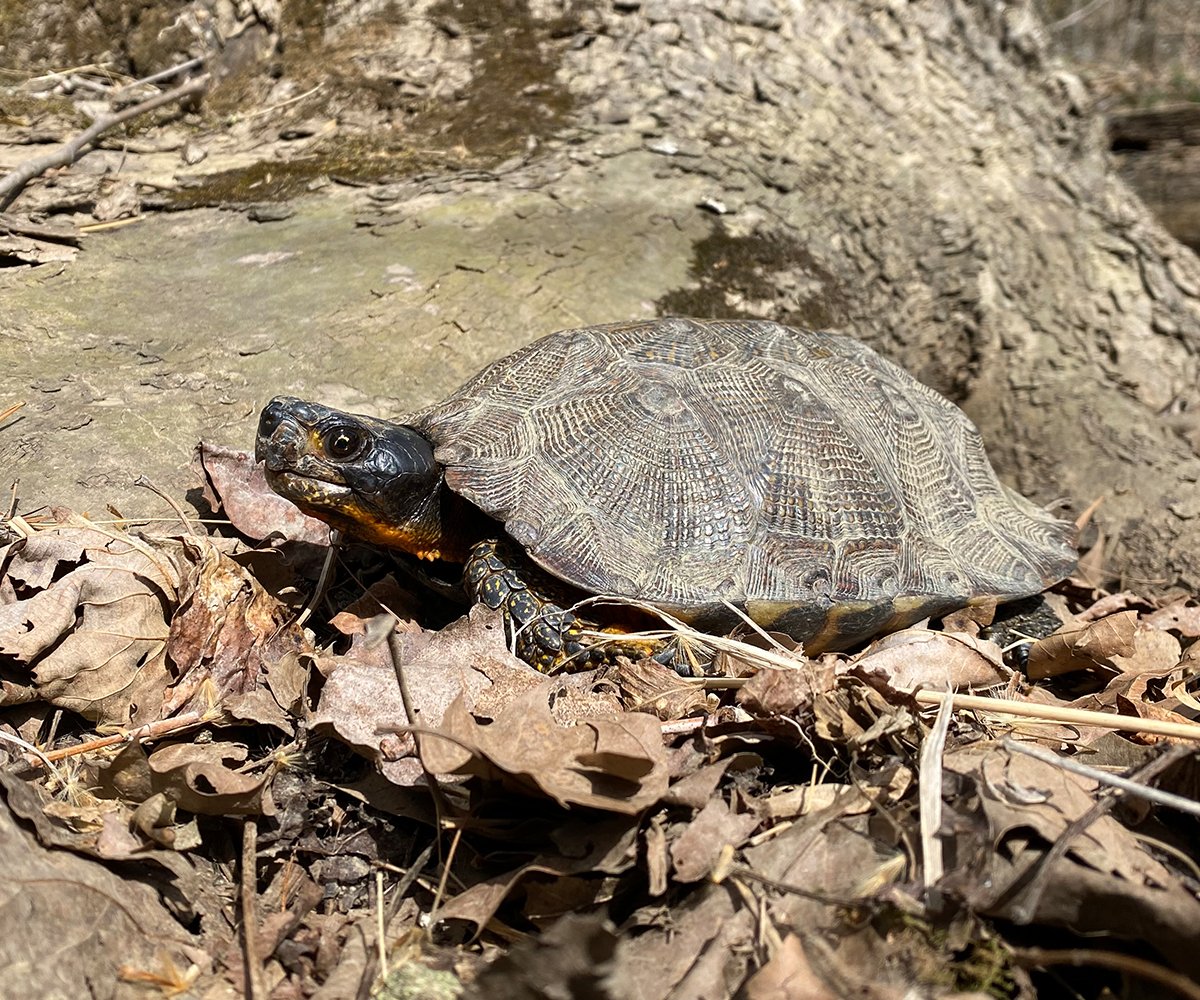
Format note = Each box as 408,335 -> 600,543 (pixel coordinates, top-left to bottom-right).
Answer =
316,482 -> 486,564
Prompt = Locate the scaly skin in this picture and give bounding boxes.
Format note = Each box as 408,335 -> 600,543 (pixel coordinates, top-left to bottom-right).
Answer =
464,539 -> 660,672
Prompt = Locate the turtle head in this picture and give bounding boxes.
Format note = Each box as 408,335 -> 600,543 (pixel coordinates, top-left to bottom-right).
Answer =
255,396 -> 453,559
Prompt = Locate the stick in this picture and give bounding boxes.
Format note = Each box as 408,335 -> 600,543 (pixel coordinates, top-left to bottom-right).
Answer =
914,690 -> 1200,742
23,711 -> 207,767
0,213 -> 83,245
114,58 -> 205,97
0,74 -> 209,211
918,692 -> 953,887
241,818 -> 265,1000
1012,947 -> 1200,1000
1002,739 -> 1200,818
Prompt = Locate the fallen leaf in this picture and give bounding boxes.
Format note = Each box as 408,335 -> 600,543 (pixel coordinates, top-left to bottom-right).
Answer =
0,520 -> 185,725
1144,599 -> 1200,637
756,783 -> 872,821
852,629 -> 1009,693
1025,611 -> 1138,679
468,912 -> 618,995
163,537 -> 312,731
95,740 -> 276,816
737,659 -> 837,715
619,656 -> 708,719
436,819 -> 638,933
940,746 -> 1200,978
193,443 -> 328,546
669,796 -> 759,882
743,933 -> 837,1000
311,606 -> 515,787
421,683 -> 670,814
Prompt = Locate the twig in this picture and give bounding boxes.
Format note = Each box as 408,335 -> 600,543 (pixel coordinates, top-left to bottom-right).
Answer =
0,402 -> 26,426
114,57 -> 205,98
1048,0 -> 1115,33
24,711 -> 207,766
0,74 -> 209,212
918,691 -> 953,888
298,531 -> 339,627
0,730 -> 63,777
914,689 -> 1200,742
385,623 -> 458,832
992,743 -> 1190,922
76,216 -> 142,234
241,818 -> 266,1000
1012,947 -> 1200,1000
133,474 -> 198,538
1002,738 -> 1200,819
717,860 -> 866,909
244,83 -> 324,120
375,871 -> 388,979
429,827 -> 463,932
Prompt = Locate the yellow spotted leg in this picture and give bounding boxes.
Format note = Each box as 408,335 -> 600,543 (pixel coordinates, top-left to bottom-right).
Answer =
463,539 -> 660,672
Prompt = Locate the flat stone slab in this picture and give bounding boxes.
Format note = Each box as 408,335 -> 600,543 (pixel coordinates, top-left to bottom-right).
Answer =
1,152 -> 710,518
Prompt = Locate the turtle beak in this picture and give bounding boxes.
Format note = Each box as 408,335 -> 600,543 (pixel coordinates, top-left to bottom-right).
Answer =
255,397 -> 305,470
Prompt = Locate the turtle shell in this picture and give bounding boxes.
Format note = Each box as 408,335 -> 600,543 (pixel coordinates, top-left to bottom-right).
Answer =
414,318 -> 1076,652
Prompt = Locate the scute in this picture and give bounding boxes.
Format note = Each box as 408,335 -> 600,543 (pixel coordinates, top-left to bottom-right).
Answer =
414,318 -> 1076,648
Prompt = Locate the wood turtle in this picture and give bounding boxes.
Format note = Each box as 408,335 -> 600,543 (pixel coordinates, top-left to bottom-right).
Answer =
255,318 -> 1077,670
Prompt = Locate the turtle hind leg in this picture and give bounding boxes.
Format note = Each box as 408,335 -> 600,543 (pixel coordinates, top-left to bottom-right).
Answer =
464,538 -> 659,672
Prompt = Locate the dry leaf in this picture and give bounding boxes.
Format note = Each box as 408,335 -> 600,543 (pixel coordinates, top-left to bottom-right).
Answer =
1027,612 -> 1146,679
619,656 -> 708,719
852,628 -> 1009,693
421,683 -> 669,814
1144,599 -> 1200,637
669,797 -> 758,882
940,747 -> 1200,979
193,443 -> 329,546
163,538 -> 312,730
436,820 -> 639,933
0,788 -> 201,996
742,933 -> 837,1000
737,659 -> 837,715
0,521 -> 185,725
311,606 -> 516,787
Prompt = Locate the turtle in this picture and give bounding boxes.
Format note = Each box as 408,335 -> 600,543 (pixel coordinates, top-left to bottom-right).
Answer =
255,317 -> 1077,671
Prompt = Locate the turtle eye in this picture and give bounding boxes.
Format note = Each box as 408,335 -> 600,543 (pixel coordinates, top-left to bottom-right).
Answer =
323,425 -> 366,460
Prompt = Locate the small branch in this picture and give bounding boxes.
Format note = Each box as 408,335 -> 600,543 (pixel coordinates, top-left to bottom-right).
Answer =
0,213 -> 83,246
241,818 -> 266,1000
1048,0 -> 1114,33
914,689 -> 1200,742
1002,738 -> 1200,818
918,691 -> 953,888
0,74 -> 210,212
1012,947 -> 1200,1000
114,58 -> 205,98
24,711 -> 207,767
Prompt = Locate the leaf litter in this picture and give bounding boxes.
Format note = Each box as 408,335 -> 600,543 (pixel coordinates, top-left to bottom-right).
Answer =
1,451 -> 1199,999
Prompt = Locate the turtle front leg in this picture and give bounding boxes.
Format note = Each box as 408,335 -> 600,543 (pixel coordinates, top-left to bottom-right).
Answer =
464,539 -> 659,672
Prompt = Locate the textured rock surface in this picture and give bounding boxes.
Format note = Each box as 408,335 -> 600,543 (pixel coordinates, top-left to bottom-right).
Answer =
2,0 -> 1199,593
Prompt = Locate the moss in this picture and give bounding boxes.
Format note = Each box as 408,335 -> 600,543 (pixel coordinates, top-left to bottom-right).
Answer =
171,0 -> 585,208
870,908 -> 1019,998
421,0 -> 579,160
657,221 -> 847,329
0,89 -> 80,127
167,139 -> 452,208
